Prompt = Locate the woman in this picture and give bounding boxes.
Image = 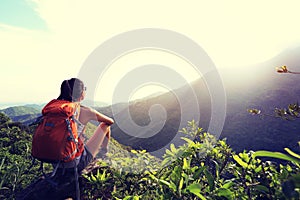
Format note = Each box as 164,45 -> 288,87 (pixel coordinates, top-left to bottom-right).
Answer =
57,78 -> 114,172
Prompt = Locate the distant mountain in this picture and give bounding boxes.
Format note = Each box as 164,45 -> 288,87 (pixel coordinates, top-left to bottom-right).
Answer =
81,99 -> 109,107
0,105 -> 41,125
96,46 -> 300,157
0,105 -> 40,116
23,104 -> 44,111
105,77 -> 212,157
219,46 -> 300,154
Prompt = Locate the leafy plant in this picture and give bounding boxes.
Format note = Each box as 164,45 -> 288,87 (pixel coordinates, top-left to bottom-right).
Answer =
82,120 -> 300,199
247,65 -> 300,199
1,109 -> 300,199
0,114 -> 50,199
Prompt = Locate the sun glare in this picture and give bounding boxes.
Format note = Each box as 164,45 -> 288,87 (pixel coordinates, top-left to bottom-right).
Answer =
95,49 -> 201,104
129,84 -> 169,102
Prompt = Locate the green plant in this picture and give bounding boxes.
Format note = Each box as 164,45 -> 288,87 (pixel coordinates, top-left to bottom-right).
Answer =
247,65 -> 300,199
80,120 -> 300,199
0,114 -> 50,199
2,109 -> 300,200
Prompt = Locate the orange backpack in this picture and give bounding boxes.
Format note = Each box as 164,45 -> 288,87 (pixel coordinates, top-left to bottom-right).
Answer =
32,99 -> 84,163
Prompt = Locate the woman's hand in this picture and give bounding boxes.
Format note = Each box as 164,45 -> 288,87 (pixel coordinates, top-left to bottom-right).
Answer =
104,118 -> 114,126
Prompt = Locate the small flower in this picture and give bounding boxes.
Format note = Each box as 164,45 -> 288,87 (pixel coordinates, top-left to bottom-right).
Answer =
247,109 -> 261,115
276,65 -> 288,73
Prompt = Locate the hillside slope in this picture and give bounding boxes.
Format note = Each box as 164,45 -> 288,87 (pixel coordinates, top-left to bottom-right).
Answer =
97,46 -> 300,156
0,105 -> 41,125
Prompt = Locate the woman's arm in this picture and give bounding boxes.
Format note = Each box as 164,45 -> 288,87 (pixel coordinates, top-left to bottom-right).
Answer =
79,105 -> 114,125
95,110 -> 114,125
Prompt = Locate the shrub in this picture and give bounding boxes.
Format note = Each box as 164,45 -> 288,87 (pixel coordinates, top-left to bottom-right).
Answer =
82,121 -> 300,199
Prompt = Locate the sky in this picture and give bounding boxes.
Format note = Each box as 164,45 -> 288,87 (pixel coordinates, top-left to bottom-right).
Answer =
1,0 -> 300,105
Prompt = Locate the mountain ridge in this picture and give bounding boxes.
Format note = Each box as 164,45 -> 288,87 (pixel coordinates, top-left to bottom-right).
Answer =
2,46 -> 300,157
